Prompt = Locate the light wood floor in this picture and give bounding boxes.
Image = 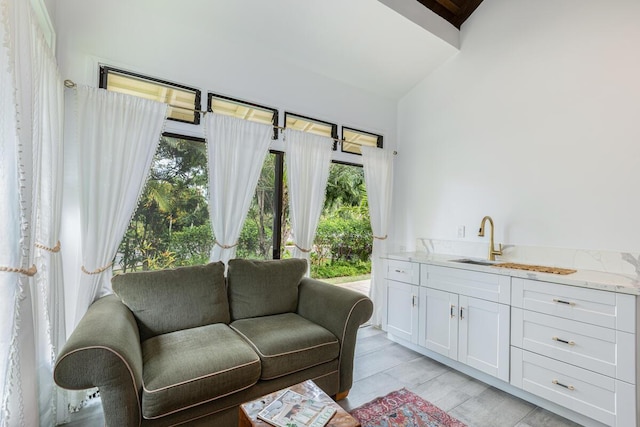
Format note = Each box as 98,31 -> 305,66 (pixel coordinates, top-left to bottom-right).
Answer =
64,326 -> 581,426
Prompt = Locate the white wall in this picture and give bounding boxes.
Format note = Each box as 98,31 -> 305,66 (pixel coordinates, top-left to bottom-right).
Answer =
394,0 -> 640,253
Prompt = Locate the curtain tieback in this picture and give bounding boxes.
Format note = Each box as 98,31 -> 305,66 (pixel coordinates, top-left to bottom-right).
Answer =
35,240 -> 61,253
82,262 -> 113,275
214,240 -> 238,250
0,264 -> 37,276
373,234 -> 388,240
294,243 -> 312,253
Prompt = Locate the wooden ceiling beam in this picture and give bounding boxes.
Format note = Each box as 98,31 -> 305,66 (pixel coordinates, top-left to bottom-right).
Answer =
415,0 -> 484,29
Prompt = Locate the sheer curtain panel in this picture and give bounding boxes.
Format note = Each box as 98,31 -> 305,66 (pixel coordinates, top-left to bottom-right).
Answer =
0,0 -> 66,425
74,86 -> 167,325
205,114 -> 272,265
361,146 -> 394,327
284,130 -> 333,271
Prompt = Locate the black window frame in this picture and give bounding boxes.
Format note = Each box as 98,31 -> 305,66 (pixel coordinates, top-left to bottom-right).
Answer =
284,112 -> 338,150
340,126 -> 383,156
207,92 -> 279,140
99,65 -> 202,125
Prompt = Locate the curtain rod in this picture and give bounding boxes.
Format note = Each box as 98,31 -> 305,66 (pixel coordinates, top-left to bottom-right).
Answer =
63,79 -> 397,155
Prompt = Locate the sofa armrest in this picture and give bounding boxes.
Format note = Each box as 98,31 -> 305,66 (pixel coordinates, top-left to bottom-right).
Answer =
297,278 -> 373,394
54,295 -> 143,427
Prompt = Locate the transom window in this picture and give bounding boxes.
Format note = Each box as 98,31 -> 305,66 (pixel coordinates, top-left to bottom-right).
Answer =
341,127 -> 383,155
208,93 -> 278,139
99,66 -> 201,124
285,112 -> 337,148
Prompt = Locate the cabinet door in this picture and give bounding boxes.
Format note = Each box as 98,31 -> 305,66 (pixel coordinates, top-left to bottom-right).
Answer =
423,288 -> 458,359
458,296 -> 510,382
387,280 -> 419,344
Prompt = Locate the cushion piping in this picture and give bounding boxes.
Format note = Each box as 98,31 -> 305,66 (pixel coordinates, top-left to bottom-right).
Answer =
143,358 -> 260,393
229,325 -> 338,358
143,379 -> 258,420
337,297 -> 372,386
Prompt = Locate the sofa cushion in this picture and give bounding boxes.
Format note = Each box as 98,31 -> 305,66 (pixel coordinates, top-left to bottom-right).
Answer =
230,313 -> 339,380
227,258 -> 307,320
112,262 -> 229,341
140,323 -> 261,419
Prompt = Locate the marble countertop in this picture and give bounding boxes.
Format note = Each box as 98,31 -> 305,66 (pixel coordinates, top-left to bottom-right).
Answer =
385,252 -> 640,295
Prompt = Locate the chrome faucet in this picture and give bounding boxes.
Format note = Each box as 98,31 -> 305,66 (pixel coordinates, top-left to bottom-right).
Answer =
478,216 -> 503,261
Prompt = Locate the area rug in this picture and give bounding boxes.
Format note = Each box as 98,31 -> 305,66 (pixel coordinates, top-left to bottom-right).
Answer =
350,389 -> 466,427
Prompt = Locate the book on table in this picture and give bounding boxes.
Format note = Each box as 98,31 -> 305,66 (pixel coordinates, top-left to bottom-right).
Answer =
257,388 -> 337,427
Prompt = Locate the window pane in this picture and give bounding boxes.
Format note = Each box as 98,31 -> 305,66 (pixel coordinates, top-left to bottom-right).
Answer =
285,113 -> 336,139
237,153 -> 278,259
209,97 -> 275,126
311,163 -> 372,279
115,136 -> 211,273
342,128 -> 382,155
102,67 -> 200,124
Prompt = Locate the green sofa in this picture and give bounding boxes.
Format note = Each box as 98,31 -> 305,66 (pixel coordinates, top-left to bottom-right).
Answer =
54,259 -> 373,426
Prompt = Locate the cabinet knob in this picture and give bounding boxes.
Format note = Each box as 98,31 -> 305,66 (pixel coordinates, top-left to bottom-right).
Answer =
552,379 -> 575,391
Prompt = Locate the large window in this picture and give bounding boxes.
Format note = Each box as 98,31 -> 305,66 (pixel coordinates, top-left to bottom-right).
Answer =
116,135 -> 211,272
99,66 -> 201,124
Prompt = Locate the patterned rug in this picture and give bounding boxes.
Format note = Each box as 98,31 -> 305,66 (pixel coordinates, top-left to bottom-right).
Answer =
350,389 -> 467,427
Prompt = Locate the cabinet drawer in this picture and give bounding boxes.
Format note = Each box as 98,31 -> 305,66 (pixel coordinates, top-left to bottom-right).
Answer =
511,308 -> 635,383
423,264 -> 510,304
511,348 -> 618,426
511,278 -> 635,332
384,259 -> 419,285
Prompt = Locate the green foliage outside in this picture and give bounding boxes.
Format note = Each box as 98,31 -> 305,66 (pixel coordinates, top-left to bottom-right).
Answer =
116,138 -> 372,280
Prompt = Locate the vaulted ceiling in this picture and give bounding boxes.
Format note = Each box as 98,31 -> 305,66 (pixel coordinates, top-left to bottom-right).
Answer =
416,0 -> 484,28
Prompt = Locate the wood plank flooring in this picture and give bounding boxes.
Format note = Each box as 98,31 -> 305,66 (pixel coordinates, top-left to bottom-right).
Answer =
64,326 -> 581,426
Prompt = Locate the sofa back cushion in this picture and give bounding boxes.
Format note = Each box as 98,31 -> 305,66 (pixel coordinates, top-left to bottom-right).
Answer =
112,262 -> 229,341
227,258 -> 307,320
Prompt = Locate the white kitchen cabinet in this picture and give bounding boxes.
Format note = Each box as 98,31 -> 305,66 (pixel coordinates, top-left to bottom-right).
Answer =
511,277 -> 637,426
420,287 -> 458,358
420,264 -> 510,382
459,295 -> 510,381
385,259 -> 420,344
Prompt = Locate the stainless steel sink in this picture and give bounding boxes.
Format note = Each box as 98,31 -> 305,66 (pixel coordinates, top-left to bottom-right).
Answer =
450,258 -> 499,266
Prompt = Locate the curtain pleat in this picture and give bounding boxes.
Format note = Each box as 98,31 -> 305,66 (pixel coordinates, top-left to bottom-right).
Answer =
362,146 -> 394,327
284,129 -> 333,273
205,114 -> 272,266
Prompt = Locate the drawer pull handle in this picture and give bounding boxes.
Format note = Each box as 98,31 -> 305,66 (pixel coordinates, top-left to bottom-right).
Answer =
460,307 -> 464,320
552,379 -> 575,391
552,336 -> 576,346
450,304 -> 455,318
395,269 -> 406,274
553,298 -> 576,306
412,295 -> 417,307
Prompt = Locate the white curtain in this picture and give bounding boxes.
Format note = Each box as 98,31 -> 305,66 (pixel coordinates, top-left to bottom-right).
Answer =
361,146 -> 394,327
0,0 -> 66,425
205,114 -> 272,265
284,130 -> 333,271
73,86 -> 167,325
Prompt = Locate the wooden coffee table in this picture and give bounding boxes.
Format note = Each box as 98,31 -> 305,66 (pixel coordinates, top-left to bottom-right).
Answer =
239,380 -> 360,427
